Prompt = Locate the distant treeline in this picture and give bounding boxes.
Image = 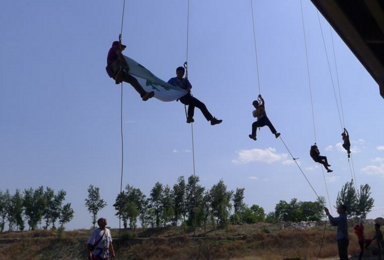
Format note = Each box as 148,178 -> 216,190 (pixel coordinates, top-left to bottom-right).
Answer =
0,187 -> 74,232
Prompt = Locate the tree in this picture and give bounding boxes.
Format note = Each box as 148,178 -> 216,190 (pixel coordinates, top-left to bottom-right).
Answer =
336,180 -> 358,217
11,190 -> 24,231
232,188 -> 246,224
23,186 -> 46,230
242,204 -> 265,224
185,175 -> 205,228
0,191 -> 7,232
4,190 -> 14,231
274,198 -> 324,222
149,182 -> 163,228
209,180 -> 233,228
356,184 -> 374,218
265,212 -> 277,223
42,187 -> 55,229
44,189 -> 66,229
299,197 -> 325,221
59,203 -> 74,227
173,176 -> 186,225
85,185 -> 107,227
161,185 -> 174,227
114,191 -> 130,229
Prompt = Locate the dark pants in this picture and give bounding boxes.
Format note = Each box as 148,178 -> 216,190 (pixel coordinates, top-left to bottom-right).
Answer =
180,93 -> 213,121
107,60 -> 147,97
337,238 -> 349,260
251,116 -> 277,136
313,156 -> 330,170
358,240 -> 365,260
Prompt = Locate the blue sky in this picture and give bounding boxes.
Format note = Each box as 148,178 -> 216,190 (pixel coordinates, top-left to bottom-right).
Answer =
1,0 -> 384,230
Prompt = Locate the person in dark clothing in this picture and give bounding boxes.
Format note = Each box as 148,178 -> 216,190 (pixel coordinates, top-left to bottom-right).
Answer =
310,144 -> 333,173
249,94 -> 280,141
342,128 -> 351,158
168,66 -> 222,125
325,205 -> 349,260
372,223 -> 383,260
106,41 -> 154,101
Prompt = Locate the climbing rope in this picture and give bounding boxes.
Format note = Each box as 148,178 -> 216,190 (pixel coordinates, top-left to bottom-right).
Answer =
300,0 -> 332,202
250,0 -> 261,95
299,0 -> 317,143
317,12 -> 344,132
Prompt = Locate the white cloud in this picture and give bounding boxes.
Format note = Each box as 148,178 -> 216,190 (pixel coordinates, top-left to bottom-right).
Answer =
325,145 -> 333,151
326,176 -> 340,183
282,159 -> 299,166
336,142 -> 360,153
377,146 -> 384,151
352,139 -> 365,145
361,164 -> 384,176
232,147 -> 287,164
184,150 -> 191,153
173,149 -> 179,153
249,176 -> 258,181
372,158 -> 384,163
305,165 -> 319,171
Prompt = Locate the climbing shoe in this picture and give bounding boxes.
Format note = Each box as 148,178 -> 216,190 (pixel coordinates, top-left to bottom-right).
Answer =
249,135 -> 257,141
186,117 -> 194,123
327,169 -> 333,173
142,91 -> 155,101
210,117 -> 222,126
275,133 -> 281,138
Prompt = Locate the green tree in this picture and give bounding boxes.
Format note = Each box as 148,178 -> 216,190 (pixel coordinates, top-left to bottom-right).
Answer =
11,190 -> 24,231
0,191 -> 7,232
185,175 -> 205,228
45,189 -> 66,229
299,197 -> 325,221
209,180 -> 233,228
356,184 -> 374,218
59,203 -> 74,227
149,182 -> 163,228
113,191 -> 129,229
265,212 -> 277,223
162,185 -> 174,227
85,185 -> 107,227
42,187 -> 54,229
242,204 -> 265,224
4,190 -> 14,231
336,180 -> 358,217
232,188 -> 246,224
23,186 -> 46,230
172,176 -> 186,225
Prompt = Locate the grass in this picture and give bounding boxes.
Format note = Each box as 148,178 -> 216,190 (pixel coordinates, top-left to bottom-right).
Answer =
0,222 -> 378,260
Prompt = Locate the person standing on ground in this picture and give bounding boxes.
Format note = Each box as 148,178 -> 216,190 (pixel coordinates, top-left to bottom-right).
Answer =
87,218 -> 115,260
324,205 -> 349,260
168,66 -> 222,125
372,223 -> 383,260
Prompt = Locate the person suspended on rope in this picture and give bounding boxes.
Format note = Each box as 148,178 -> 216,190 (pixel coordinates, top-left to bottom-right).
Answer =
310,144 -> 333,173
106,40 -> 154,101
168,66 -> 222,125
248,94 -> 280,141
341,128 -> 351,158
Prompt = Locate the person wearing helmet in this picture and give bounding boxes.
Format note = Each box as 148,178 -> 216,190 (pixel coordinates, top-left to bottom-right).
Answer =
106,41 -> 154,101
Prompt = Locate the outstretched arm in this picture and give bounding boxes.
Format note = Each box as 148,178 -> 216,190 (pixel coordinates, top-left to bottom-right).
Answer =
258,94 -> 265,106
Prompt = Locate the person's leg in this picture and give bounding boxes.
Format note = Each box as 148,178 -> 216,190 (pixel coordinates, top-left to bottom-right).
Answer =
338,238 -> 349,260
251,121 -> 258,136
264,117 -> 277,134
378,241 -> 382,260
359,240 -> 364,260
188,96 -> 213,121
120,73 -> 147,96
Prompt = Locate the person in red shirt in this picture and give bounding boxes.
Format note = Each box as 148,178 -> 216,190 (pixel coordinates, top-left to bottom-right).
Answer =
106,41 -> 154,101
354,222 -> 372,260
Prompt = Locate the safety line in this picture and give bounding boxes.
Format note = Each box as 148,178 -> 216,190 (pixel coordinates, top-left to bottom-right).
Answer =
250,0 -> 261,95
299,0 -> 317,143
320,167 -> 332,215
279,136 -> 320,200
316,12 -> 344,132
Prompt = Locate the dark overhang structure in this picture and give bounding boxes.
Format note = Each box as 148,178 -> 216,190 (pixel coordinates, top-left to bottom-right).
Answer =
311,0 -> 384,98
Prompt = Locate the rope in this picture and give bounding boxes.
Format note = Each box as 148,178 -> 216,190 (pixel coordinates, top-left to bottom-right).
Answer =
316,221 -> 327,260
316,12 -> 344,132
117,0 -> 127,258
299,0 -> 317,143
250,0 -> 261,95
279,136 -> 321,200
320,167 -> 333,214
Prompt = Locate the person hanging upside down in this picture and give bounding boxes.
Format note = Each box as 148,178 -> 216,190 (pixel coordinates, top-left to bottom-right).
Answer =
105,40 -> 154,101
168,66 -> 222,125
310,144 -> 333,172
341,128 -> 351,158
248,94 -> 280,141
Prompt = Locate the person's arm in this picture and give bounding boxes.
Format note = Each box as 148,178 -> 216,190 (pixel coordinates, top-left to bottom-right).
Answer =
258,94 -> 265,106
186,79 -> 192,92
87,244 -> 93,260
116,49 -> 129,68
109,242 -> 116,259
